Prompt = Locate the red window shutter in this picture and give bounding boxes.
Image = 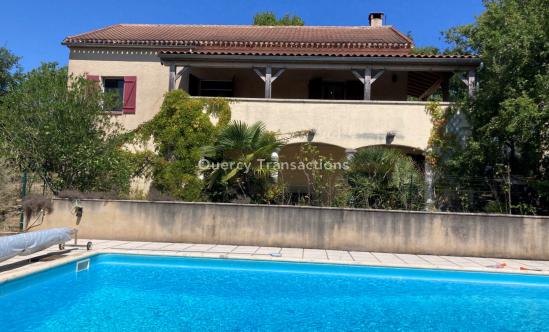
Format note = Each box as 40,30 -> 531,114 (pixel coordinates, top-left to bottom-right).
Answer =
86,74 -> 100,82
123,76 -> 137,114
85,75 -> 101,94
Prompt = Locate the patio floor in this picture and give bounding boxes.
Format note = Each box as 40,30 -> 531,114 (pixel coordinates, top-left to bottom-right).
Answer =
1,239 -> 549,282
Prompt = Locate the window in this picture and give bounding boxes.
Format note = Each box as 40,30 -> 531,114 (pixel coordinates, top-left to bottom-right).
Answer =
103,78 -> 124,112
87,75 -> 137,114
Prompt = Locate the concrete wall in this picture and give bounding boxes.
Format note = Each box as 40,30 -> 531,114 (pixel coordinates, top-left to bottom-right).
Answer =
41,199 -> 549,260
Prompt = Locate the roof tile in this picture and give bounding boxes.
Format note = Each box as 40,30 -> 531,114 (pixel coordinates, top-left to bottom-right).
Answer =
64,24 -> 476,59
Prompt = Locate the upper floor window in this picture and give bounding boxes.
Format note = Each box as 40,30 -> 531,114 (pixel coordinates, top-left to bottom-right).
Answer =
87,75 -> 137,114
103,78 -> 125,112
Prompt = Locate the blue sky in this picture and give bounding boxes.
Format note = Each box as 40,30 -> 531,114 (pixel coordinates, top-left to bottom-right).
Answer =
1,0 -> 484,71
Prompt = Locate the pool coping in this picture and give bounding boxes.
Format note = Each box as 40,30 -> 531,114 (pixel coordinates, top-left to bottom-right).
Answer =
2,248 -> 549,285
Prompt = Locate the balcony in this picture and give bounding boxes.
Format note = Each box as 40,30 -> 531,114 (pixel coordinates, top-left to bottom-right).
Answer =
228,97 -> 447,152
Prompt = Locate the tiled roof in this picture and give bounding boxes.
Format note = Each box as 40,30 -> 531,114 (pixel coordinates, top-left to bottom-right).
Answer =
64,24 -> 476,59
159,48 -> 477,58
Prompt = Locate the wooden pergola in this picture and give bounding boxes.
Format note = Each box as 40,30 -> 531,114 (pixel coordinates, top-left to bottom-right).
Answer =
161,54 -> 481,100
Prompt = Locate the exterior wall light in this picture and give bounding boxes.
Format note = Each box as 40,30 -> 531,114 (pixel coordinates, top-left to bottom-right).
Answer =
307,129 -> 317,142
386,131 -> 396,144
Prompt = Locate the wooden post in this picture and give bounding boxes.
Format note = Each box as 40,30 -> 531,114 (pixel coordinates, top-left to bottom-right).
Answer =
459,69 -> 477,97
168,64 -> 176,91
363,67 -> 372,100
265,65 -> 272,98
254,65 -> 285,99
441,74 -> 450,102
467,69 -> 476,97
352,67 -> 383,100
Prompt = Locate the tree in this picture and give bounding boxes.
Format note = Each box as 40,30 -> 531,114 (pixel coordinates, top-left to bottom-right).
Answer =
253,12 -> 304,26
0,63 -> 135,195
346,147 -> 425,210
434,0 -> 549,214
202,121 -> 283,203
410,46 -> 441,55
0,47 -> 21,96
136,90 -> 231,201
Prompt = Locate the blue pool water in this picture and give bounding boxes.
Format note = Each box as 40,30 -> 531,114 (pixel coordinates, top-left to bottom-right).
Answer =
1,254 -> 549,331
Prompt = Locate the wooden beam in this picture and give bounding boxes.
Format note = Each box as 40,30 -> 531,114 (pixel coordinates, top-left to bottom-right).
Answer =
160,53 -> 481,68
179,66 -> 191,92
175,66 -> 189,80
271,68 -> 285,82
253,67 -> 266,81
169,60 -> 477,72
351,70 -> 365,84
458,73 -> 468,86
168,64 -> 176,91
370,70 -> 385,84
419,78 -> 442,100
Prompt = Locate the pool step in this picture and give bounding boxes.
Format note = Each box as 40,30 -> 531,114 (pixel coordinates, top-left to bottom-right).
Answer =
76,259 -> 90,272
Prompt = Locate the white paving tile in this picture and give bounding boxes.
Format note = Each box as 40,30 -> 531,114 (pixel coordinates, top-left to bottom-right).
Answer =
161,243 -> 194,251
208,245 -> 237,253
112,242 -> 150,249
232,246 -> 260,254
137,242 -> 174,250
92,240 -> 130,249
349,251 -> 380,263
254,247 -> 281,255
280,248 -> 304,258
394,254 -> 431,265
303,249 -> 328,260
182,244 -> 216,252
326,250 -> 354,261
372,253 -> 405,264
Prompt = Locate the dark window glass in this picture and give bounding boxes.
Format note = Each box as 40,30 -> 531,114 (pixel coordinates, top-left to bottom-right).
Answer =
345,80 -> 364,100
103,78 -> 124,112
322,82 -> 345,100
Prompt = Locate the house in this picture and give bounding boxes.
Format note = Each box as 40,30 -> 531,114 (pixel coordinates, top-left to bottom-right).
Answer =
63,13 -> 480,193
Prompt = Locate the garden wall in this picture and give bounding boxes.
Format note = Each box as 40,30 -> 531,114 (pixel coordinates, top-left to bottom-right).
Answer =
40,199 -> 549,260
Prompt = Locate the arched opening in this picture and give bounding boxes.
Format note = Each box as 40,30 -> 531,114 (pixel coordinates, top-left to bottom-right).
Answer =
278,142 -> 346,194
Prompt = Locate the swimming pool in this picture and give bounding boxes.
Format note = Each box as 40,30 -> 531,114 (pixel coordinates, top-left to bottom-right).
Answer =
1,254 -> 548,331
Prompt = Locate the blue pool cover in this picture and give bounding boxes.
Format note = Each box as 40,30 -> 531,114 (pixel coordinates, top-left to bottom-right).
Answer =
0,254 -> 548,331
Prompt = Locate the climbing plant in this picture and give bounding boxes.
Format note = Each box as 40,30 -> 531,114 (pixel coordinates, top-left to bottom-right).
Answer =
134,90 -> 231,201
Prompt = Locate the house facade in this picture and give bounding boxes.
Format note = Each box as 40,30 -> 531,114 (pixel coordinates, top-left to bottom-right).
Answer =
64,13 -> 480,193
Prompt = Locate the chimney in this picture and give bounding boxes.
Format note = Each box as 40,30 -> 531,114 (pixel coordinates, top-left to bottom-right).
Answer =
369,12 -> 384,27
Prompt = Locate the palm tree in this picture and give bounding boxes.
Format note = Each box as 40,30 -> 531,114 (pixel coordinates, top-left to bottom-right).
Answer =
202,121 -> 285,202
347,147 -> 425,210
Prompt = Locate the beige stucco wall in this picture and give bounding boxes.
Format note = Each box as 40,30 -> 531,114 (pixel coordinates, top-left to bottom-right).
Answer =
41,199 -> 549,260
68,48 -> 168,131
230,98 -> 440,150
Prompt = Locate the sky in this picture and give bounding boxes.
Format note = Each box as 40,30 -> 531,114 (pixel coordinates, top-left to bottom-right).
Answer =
0,0 -> 485,71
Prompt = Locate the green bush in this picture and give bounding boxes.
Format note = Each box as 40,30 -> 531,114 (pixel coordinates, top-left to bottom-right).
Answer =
346,147 -> 425,210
